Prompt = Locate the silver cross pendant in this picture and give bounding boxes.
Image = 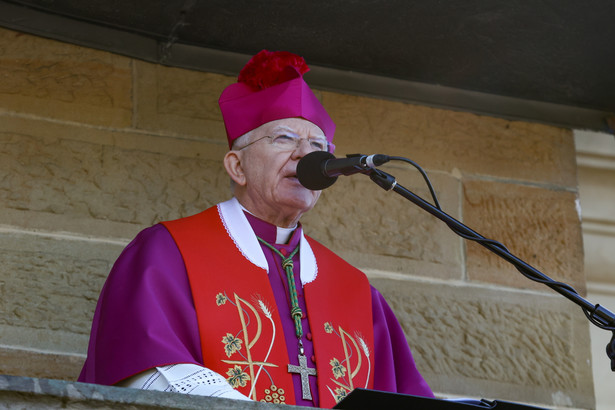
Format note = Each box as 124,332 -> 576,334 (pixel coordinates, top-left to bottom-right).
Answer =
287,352 -> 317,400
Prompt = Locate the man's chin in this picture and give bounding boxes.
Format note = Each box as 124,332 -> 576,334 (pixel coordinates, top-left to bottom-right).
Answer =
280,192 -> 319,214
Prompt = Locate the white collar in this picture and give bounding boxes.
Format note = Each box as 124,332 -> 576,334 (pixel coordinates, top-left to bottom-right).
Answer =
275,226 -> 295,245
237,202 -> 296,245
217,197 -> 318,285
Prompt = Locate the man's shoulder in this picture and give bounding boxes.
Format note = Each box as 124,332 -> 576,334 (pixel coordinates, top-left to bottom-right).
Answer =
161,204 -> 220,228
128,223 -> 174,249
125,204 -> 221,253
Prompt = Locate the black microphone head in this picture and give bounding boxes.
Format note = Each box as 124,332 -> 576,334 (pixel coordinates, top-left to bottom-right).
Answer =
297,151 -> 338,190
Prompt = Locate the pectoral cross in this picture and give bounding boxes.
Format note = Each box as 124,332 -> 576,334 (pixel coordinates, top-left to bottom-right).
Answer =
288,352 -> 317,400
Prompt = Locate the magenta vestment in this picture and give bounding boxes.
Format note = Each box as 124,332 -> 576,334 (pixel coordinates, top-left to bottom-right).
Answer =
79,210 -> 433,407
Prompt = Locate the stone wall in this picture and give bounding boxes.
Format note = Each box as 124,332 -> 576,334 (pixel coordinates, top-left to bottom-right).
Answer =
0,27 -> 593,408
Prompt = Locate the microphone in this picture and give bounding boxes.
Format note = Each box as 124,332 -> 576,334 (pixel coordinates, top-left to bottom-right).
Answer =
297,151 -> 390,190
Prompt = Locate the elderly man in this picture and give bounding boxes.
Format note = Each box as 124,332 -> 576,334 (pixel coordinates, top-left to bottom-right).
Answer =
78,50 -> 433,408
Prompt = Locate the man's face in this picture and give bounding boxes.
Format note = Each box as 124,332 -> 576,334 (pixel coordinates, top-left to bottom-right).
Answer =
232,118 -> 328,226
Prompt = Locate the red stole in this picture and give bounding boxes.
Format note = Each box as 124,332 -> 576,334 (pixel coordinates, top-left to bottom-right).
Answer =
162,204 -> 374,407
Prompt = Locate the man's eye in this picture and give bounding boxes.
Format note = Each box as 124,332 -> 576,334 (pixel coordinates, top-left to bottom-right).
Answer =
272,135 -> 295,144
310,140 -> 327,151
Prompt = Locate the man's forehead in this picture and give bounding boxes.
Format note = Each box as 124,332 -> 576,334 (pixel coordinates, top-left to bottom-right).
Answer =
262,119 -> 326,137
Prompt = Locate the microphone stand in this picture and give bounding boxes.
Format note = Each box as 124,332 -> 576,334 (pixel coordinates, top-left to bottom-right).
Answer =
366,167 -> 615,369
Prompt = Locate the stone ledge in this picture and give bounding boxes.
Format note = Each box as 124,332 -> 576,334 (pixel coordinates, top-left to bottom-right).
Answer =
0,374 -> 310,409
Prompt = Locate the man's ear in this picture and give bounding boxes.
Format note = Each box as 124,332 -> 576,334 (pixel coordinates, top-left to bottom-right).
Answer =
223,151 -> 247,186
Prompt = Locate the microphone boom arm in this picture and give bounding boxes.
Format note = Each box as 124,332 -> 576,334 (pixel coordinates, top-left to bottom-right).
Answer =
367,168 -> 615,332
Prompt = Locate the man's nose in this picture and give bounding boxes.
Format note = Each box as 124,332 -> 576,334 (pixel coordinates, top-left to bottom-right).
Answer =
292,138 -> 314,158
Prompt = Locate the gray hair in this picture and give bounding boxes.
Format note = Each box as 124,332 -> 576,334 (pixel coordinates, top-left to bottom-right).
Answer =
231,131 -> 253,150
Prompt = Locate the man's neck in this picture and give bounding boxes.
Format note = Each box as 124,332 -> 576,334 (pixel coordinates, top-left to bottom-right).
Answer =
234,195 -> 303,228
242,209 -> 300,245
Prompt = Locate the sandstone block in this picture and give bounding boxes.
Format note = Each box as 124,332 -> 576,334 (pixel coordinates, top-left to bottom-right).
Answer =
582,228 -> 615,284
370,277 -> 594,409
577,166 -> 615,221
0,28 -> 132,127
134,60 -> 232,141
323,92 -> 577,188
0,116 -> 231,237
462,179 -> 585,293
0,347 -> 84,381
0,231 -> 121,345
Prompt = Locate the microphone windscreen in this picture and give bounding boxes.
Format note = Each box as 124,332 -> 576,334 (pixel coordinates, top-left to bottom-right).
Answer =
297,151 -> 338,190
